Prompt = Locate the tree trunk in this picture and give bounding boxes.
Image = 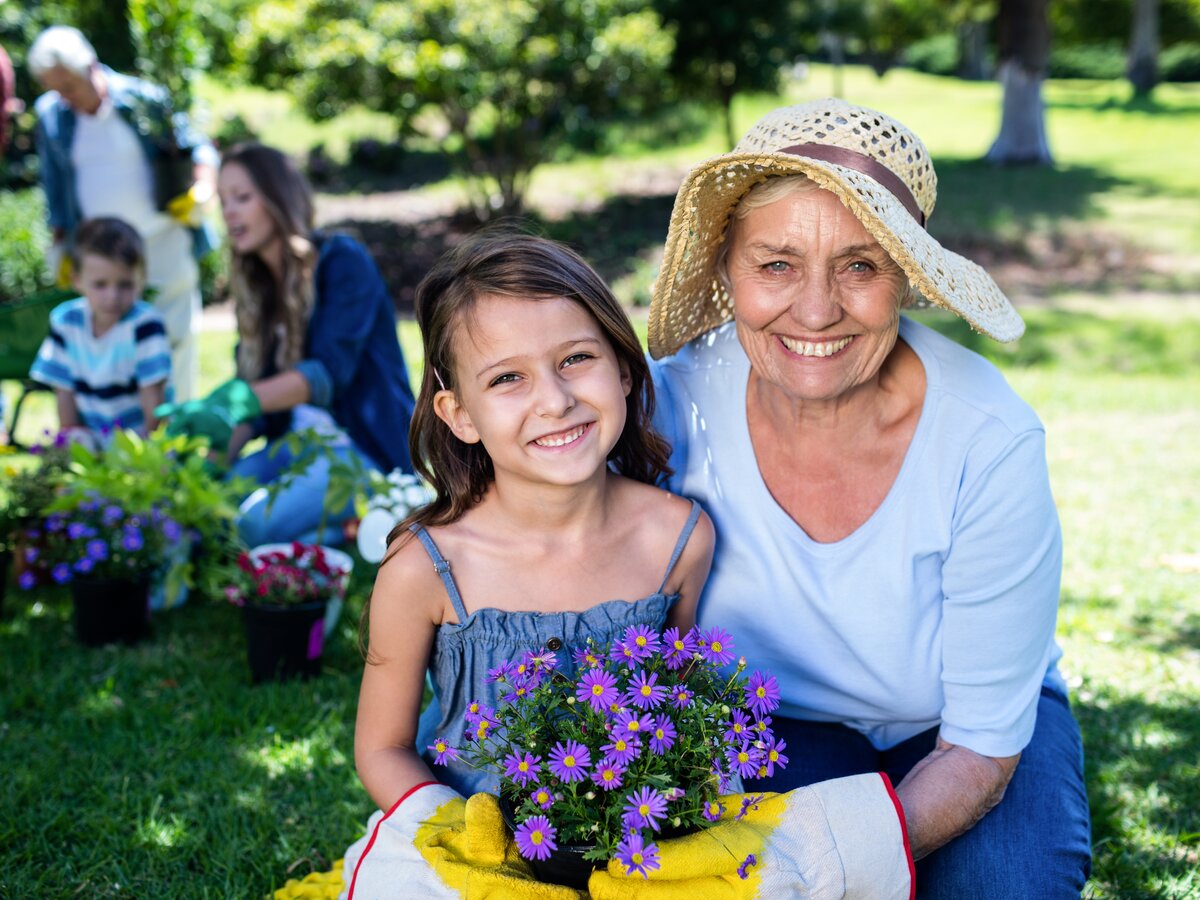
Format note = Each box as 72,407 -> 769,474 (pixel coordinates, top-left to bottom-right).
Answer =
1128,0 -> 1160,97
957,20 -> 991,81
986,0 -> 1053,166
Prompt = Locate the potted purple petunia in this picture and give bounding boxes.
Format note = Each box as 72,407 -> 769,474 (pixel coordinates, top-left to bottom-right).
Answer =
24,493 -> 182,646
429,625 -> 787,888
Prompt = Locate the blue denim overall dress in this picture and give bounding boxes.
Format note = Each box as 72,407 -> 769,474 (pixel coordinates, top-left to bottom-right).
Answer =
413,500 -> 702,795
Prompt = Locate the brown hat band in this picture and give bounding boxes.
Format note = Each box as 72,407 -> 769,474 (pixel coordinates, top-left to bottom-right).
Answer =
778,143 -> 926,228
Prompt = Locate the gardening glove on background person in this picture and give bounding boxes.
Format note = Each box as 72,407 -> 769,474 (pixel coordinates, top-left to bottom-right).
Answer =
46,243 -> 72,288
342,783 -> 583,900
157,379 -> 260,452
589,774 -> 914,900
166,182 -> 214,228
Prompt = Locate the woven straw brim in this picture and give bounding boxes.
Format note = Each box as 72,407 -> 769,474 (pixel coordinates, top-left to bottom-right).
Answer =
647,153 -> 1025,359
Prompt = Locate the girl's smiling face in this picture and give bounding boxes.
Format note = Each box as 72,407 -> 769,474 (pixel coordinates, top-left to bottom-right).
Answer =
434,293 -> 632,491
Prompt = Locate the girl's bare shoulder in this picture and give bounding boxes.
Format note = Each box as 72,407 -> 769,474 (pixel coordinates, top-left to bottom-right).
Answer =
371,527 -> 453,627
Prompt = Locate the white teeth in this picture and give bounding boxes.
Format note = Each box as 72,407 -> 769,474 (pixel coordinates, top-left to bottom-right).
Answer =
779,335 -> 852,357
534,425 -> 585,447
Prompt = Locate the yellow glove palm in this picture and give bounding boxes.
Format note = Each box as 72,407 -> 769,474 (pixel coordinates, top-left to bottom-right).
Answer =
166,184 -> 206,227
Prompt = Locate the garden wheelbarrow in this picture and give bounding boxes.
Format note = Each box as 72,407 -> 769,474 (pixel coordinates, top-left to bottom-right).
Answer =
0,287 -> 72,447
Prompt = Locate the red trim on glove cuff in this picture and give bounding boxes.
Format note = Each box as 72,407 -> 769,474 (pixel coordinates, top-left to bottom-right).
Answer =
347,781 -> 440,899
878,771 -> 917,900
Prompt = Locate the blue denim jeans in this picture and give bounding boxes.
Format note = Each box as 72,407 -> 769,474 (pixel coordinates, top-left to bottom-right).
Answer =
751,687 -> 1091,899
231,437 -> 374,548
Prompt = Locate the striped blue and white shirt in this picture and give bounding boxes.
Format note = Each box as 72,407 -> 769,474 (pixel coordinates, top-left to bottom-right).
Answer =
30,297 -> 171,432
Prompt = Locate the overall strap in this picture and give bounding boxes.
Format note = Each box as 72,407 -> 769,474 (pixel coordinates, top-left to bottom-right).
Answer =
657,500 -> 703,594
409,523 -> 470,623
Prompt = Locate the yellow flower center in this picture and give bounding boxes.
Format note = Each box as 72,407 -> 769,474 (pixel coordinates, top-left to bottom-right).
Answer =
756,686 -> 767,698
635,636 -> 647,647
628,721 -> 641,731
537,792 -> 548,803
604,770 -> 615,782
640,685 -> 652,696
531,831 -> 544,846
519,761 -> 529,772
769,750 -> 779,762
632,852 -> 644,865
738,751 -> 749,763
711,640 -> 723,653
639,804 -> 650,816
564,755 -> 576,767
655,729 -> 664,739
673,640 -> 684,651
592,684 -> 605,696
616,740 -> 627,751
733,724 -> 743,734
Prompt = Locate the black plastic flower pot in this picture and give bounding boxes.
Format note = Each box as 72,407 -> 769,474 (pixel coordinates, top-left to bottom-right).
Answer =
70,576 -> 151,646
499,796 -> 598,890
242,599 -> 328,685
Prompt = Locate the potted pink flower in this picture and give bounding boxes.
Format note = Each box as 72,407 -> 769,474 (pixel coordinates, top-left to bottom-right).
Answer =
225,542 -> 352,683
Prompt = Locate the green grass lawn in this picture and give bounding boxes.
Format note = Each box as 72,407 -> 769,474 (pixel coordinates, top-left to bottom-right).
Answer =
3,300 -> 1199,897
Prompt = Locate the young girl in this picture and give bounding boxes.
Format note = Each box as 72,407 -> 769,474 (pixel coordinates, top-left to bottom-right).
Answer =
345,233 -> 713,885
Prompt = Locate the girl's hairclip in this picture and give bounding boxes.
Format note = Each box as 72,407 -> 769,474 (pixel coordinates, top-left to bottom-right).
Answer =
433,367 -> 447,391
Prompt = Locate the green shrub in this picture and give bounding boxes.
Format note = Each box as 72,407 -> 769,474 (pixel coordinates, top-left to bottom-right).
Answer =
1162,42 -> 1200,81
1049,43 -> 1125,79
0,190 -> 52,304
903,35 -> 958,77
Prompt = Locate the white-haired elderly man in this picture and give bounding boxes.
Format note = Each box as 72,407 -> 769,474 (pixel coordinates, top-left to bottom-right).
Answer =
29,25 -> 219,401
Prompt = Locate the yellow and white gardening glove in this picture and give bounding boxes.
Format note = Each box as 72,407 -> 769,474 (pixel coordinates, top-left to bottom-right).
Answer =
342,783 -> 584,900
165,182 -> 214,228
589,773 -> 914,900
46,243 -> 73,288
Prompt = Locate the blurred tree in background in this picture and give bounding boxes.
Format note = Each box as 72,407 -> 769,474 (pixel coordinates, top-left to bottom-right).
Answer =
235,0 -> 674,217
128,0 -> 206,113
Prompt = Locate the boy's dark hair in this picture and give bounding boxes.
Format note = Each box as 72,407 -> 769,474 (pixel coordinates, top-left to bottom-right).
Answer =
70,217 -> 144,271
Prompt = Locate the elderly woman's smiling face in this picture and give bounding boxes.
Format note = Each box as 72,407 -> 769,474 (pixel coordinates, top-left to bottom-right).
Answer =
725,183 -> 910,406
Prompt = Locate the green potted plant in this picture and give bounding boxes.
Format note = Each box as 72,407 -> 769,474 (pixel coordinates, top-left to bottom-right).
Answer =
28,493 -> 181,646
1,439 -> 72,604
60,428 -> 250,608
225,542 -> 353,683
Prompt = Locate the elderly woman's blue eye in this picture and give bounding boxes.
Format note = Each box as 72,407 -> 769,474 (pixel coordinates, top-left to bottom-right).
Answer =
764,261 -> 790,272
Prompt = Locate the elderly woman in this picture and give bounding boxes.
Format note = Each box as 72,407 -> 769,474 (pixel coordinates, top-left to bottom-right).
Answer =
647,100 -> 1091,897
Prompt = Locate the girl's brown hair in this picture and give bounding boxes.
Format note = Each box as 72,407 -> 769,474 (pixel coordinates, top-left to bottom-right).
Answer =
360,230 -> 672,656
220,142 -> 318,379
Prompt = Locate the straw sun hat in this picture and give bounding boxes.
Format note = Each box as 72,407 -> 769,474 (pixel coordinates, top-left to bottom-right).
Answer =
647,98 -> 1024,358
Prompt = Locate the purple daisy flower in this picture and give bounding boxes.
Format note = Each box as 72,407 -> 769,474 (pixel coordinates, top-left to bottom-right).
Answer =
46,515 -> 65,532
572,645 -> 602,669
577,668 -> 620,713
530,786 -> 555,810
622,624 -> 661,661
622,786 -> 668,832
51,563 -> 72,584
525,648 -> 559,672
744,671 -> 781,717
103,505 -> 123,525
74,557 -> 95,574
163,519 -> 183,541
590,757 -> 627,791
671,687 -> 693,709
702,799 -> 725,822
609,639 -> 639,666
85,539 -> 108,561
615,831 -> 661,879
24,546 -> 39,563
513,815 -> 557,862
548,740 -> 591,783
463,700 -> 485,724
66,521 -> 90,540
624,670 -> 667,710
599,733 -> 641,765
762,736 -> 789,777
648,715 -> 677,755
501,676 -> 534,705
723,709 -> 753,744
614,710 -> 649,740
661,626 -> 698,670
726,742 -> 764,779
18,571 -> 37,590
738,853 -> 758,879
735,794 -> 765,821
486,662 -> 513,683
752,715 -> 773,740
428,738 -> 460,766
699,627 -> 735,666
502,750 -> 542,787
122,528 -> 144,552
